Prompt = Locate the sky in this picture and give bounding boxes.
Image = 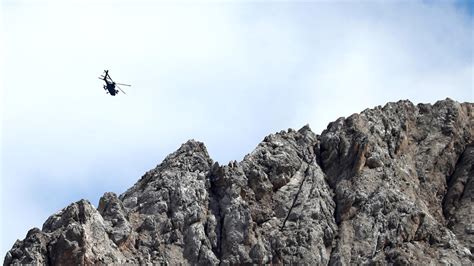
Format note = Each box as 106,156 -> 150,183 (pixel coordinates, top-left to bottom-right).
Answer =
1,0 -> 473,258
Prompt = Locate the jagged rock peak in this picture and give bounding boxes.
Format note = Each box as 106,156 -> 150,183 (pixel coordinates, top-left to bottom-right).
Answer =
119,139 -> 213,201
160,139 -> 213,170
318,98 -> 472,264
4,98 -> 473,265
173,139 -> 210,157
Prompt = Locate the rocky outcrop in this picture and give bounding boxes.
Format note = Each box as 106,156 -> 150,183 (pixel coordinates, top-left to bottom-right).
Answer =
318,99 -> 473,264
4,98 -> 473,265
210,125 -> 337,264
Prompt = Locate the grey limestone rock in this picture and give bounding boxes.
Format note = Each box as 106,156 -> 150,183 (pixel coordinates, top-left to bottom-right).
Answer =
4,99 -> 473,265
318,99 -> 473,264
209,125 -> 337,265
5,199 -> 127,265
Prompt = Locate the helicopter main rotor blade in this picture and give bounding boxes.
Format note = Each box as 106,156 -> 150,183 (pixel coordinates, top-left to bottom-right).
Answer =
115,83 -> 131,86
107,73 -> 115,82
116,84 -> 127,95
99,76 -> 115,83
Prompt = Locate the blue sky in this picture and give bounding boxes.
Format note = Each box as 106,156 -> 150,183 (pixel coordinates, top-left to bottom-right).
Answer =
1,0 -> 473,258
453,0 -> 474,15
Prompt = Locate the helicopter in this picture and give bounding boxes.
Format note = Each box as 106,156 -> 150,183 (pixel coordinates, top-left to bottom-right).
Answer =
99,70 -> 131,96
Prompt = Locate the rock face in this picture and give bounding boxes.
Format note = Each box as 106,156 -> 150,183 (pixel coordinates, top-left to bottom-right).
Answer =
4,98 -> 473,265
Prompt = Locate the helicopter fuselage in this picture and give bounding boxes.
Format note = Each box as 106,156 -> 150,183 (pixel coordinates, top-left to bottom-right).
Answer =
104,81 -> 118,96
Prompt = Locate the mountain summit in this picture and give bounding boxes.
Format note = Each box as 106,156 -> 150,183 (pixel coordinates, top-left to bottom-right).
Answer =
4,99 -> 473,265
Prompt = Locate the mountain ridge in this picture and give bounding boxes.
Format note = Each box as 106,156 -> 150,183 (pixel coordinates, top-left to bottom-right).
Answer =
4,98 -> 473,265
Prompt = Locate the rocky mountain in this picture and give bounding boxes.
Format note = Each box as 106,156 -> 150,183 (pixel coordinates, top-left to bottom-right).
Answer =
4,98 -> 473,265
